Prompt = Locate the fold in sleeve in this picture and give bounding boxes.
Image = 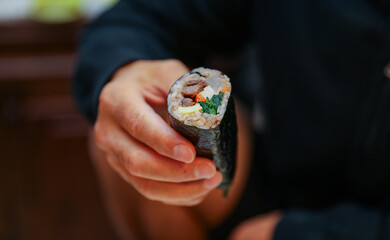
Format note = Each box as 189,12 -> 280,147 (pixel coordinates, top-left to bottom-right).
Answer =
72,0 -> 250,123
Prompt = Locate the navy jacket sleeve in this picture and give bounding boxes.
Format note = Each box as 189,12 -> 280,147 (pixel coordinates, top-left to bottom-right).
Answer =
275,201 -> 390,240
73,0 -> 250,123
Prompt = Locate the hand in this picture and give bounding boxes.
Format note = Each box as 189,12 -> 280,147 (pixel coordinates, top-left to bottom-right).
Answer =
230,211 -> 283,240
93,59 -> 222,206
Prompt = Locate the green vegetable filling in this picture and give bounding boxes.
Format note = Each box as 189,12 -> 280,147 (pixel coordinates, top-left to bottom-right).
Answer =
199,92 -> 224,115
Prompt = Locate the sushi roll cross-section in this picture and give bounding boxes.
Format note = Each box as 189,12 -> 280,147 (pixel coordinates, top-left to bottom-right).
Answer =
167,68 -> 237,196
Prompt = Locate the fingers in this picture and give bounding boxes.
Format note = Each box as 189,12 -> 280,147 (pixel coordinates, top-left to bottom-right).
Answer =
97,121 -> 216,182
111,59 -> 189,104
94,59 -> 224,206
107,154 -> 223,206
147,59 -> 189,93
131,173 -> 223,206
111,89 -> 196,163
99,59 -> 193,163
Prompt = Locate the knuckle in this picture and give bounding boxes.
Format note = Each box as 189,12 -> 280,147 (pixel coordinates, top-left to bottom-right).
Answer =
155,59 -> 184,77
98,85 -> 110,106
99,82 -> 123,113
128,112 -> 144,136
165,59 -> 185,69
151,132 -> 165,150
93,122 -> 107,149
125,150 -> 143,176
99,82 -> 116,103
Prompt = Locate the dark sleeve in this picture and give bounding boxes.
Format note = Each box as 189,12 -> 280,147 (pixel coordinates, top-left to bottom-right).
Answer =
274,202 -> 390,240
72,0 -> 251,123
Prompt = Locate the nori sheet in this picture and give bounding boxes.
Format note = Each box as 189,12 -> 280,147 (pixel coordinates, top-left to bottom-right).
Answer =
168,88 -> 237,196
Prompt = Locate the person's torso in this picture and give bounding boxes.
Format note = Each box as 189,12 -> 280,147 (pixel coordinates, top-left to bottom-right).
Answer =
252,0 -> 390,209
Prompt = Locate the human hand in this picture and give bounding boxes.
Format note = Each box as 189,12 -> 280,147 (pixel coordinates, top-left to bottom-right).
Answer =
93,59 -> 222,206
229,211 -> 283,240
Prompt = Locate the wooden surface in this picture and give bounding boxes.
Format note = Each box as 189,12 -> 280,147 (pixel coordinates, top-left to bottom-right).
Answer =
0,20 -> 118,240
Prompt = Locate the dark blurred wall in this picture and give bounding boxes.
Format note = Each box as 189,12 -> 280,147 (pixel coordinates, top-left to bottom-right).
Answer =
0,20 -> 117,240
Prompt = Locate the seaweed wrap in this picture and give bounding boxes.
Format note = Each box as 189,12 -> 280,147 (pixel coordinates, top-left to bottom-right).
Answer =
167,67 -> 237,195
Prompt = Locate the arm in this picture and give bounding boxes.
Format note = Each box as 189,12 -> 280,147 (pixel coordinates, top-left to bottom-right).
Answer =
73,0 -> 251,123
90,80 -> 253,239
74,0 -> 252,239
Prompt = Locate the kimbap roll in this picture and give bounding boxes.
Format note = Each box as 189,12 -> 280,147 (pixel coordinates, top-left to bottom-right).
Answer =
167,67 -> 237,196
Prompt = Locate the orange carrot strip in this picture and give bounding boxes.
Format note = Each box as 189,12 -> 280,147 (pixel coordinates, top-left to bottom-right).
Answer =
195,93 -> 206,103
220,85 -> 230,93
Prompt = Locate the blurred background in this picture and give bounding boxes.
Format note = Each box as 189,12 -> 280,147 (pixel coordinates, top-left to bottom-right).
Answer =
0,0 -> 119,239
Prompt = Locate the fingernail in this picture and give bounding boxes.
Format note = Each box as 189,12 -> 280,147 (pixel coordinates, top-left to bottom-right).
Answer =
204,173 -> 222,189
173,145 -> 193,163
194,162 -> 216,179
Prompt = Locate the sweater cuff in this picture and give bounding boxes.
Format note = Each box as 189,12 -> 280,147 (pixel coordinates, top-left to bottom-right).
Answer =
274,204 -> 384,240
274,210 -> 324,240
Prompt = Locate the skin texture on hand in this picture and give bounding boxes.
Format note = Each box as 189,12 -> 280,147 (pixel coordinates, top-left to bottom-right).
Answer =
229,211 -> 283,240
91,59 -> 254,239
94,59 -> 223,206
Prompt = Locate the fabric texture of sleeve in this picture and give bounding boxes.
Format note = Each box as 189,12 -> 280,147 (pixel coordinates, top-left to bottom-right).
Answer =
274,201 -> 390,240
72,0 -> 251,123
